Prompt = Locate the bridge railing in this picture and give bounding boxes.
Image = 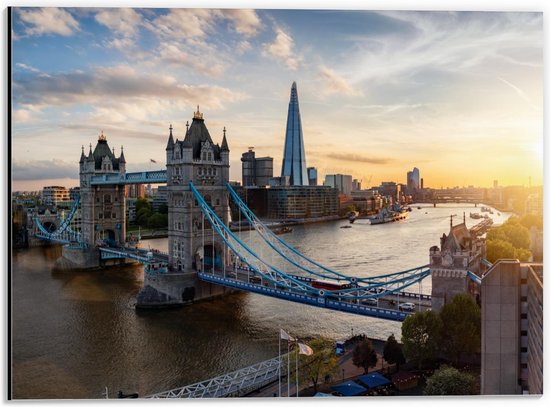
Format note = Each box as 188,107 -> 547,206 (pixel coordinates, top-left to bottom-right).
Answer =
146,354 -> 283,398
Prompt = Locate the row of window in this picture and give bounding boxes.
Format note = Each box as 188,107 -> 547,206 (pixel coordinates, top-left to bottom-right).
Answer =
96,195 -> 119,203
97,212 -> 117,219
201,151 -> 213,161
172,241 -> 185,259
198,167 -> 217,176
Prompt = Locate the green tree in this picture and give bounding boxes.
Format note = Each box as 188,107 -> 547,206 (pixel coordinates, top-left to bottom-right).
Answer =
486,239 -> 516,263
158,203 -> 169,214
135,197 -> 151,212
383,334 -> 405,371
514,247 -> 532,262
148,213 -> 166,228
439,294 -> 480,365
501,223 -> 530,250
401,310 -> 442,370
352,338 -> 378,374
136,207 -> 152,227
424,366 -> 476,395
295,338 -> 338,394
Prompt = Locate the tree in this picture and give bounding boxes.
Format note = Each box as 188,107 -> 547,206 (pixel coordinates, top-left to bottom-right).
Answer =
148,213 -> 167,228
136,207 -> 152,227
352,338 -> 378,374
439,294 -> 480,365
514,248 -> 532,262
158,203 -> 169,214
383,334 -> 405,371
501,223 -> 530,250
295,338 -> 338,394
424,366 -> 476,395
486,239 -> 516,263
135,197 -> 151,212
401,310 -> 442,370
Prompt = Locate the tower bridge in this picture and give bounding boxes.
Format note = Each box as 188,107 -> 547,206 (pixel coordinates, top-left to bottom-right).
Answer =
33,104 -> 488,316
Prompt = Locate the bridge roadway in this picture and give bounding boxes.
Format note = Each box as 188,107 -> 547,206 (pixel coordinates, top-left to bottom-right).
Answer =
99,246 -> 169,264
198,267 -> 431,322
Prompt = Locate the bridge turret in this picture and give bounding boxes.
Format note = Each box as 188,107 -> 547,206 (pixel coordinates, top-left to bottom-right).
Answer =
119,146 -> 126,175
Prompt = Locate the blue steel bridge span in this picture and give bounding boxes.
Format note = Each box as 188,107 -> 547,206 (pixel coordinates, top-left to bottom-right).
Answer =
33,170 -> 486,321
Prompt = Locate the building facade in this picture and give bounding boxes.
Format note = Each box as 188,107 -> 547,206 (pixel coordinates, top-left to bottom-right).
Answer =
480,261 -> 543,395
42,186 -> 70,206
267,186 -> 338,219
164,109 -> 230,273
324,174 -> 353,196
79,133 -> 127,246
406,167 -> 420,193
281,82 -> 309,186
241,148 -> 273,187
307,167 -> 318,186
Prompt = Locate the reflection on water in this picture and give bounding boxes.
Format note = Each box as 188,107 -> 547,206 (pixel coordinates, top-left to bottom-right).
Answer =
11,204 -> 509,398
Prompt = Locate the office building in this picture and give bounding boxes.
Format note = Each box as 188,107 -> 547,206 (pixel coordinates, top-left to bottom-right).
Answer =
42,186 -> 70,206
152,186 -> 168,211
307,167 -> 318,186
376,182 -> 401,204
241,148 -> 274,187
126,184 -> 145,199
267,186 -> 338,220
352,179 -> 361,191
406,167 -> 420,193
281,82 -> 309,186
480,261 -> 543,395
324,174 -> 353,196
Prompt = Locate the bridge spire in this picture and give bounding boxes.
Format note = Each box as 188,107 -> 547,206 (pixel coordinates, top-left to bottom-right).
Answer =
119,145 -> 126,163
166,123 -> 175,151
80,145 -> 86,164
221,126 -> 229,152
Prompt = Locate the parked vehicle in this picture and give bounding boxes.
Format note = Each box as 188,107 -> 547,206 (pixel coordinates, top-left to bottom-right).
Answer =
361,298 -> 378,306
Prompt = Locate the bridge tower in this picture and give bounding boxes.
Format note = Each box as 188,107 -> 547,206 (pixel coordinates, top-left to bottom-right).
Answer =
137,107 -> 231,307
430,218 -> 485,310
79,132 -> 127,247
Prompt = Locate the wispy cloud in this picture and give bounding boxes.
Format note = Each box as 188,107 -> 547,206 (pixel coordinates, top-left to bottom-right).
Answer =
17,8 -> 79,37
95,8 -> 143,50
262,25 -> 301,70
498,77 -> 540,111
318,65 -> 361,97
326,152 -> 392,165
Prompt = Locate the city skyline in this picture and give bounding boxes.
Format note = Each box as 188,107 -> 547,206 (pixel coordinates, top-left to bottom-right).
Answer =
11,8 -> 543,191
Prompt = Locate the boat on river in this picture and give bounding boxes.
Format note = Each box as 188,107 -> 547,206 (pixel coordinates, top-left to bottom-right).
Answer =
369,205 -> 409,225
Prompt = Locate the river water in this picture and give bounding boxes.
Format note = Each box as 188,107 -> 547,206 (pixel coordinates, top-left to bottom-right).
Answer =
11,204 -> 509,399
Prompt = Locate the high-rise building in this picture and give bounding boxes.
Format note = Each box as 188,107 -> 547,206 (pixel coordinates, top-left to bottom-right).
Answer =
352,179 -> 362,191
324,174 -> 353,196
281,82 -> 308,186
307,167 -> 318,186
42,186 -> 70,206
480,261 -> 543,395
241,148 -> 273,187
407,167 -> 420,193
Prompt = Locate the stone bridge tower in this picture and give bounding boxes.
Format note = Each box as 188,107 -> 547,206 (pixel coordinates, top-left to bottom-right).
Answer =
430,218 -> 486,310
165,107 -> 230,273
137,108 -> 231,308
79,132 -> 126,247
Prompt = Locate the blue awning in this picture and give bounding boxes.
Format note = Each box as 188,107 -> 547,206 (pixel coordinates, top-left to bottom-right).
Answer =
357,372 -> 391,389
331,381 -> 367,396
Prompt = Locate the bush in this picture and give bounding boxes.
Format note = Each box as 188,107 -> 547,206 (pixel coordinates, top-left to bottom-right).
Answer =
424,366 -> 476,395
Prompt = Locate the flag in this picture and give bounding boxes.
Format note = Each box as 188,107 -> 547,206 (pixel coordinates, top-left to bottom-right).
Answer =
150,159 -> 157,163
298,343 -> 314,356
280,329 -> 294,341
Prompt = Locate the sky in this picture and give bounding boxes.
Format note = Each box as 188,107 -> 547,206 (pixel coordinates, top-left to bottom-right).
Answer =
10,7 -> 543,191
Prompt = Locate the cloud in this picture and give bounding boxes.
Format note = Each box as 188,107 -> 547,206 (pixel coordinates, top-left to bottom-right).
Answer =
17,8 -> 79,37
148,9 -> 218,40
325,152 -> 392,165
156,42 -> 225,77
16,63 -> 40,73
12,160 -> 78,180
498,77 -> 540,111
220,9 -> 262,37
262,25 -> 301,70
15,65 -> 243,107
318,65 -> 360,97
95,8 -> 143,50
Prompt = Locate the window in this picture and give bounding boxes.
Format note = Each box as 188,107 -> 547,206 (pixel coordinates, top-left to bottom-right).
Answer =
202,152 -> 206,160
207,152 -> 212,161
104,194 -> 111,203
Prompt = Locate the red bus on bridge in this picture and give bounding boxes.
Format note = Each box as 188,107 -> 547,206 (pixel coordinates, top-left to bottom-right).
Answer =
311,279 -> 352,291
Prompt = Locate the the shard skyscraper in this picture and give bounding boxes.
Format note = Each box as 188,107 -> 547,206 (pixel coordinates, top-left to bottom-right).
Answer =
281,82 -> 309,186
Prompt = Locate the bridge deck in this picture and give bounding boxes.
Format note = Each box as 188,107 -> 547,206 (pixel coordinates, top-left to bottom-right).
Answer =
198,270 -> 430,321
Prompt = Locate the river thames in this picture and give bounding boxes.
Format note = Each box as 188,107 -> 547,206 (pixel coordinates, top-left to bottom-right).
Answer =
11,204 -> 509,399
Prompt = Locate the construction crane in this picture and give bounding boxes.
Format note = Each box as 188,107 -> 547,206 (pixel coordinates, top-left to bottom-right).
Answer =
365,175 -> 373,188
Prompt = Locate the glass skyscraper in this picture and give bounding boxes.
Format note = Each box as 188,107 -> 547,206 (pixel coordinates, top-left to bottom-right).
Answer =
281,82 -> 309,186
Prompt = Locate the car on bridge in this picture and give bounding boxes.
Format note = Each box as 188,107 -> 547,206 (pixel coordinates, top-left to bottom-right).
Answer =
361,298 -> 378,306
398,302 -> 416,312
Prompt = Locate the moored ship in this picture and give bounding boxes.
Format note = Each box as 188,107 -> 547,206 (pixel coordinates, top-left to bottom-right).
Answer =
369,205 -> 409,225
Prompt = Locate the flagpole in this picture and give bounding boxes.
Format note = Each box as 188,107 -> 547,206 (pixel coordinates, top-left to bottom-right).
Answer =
295,338 -> 299,397
287,340 -> 290,397
278,330 -> 281,398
